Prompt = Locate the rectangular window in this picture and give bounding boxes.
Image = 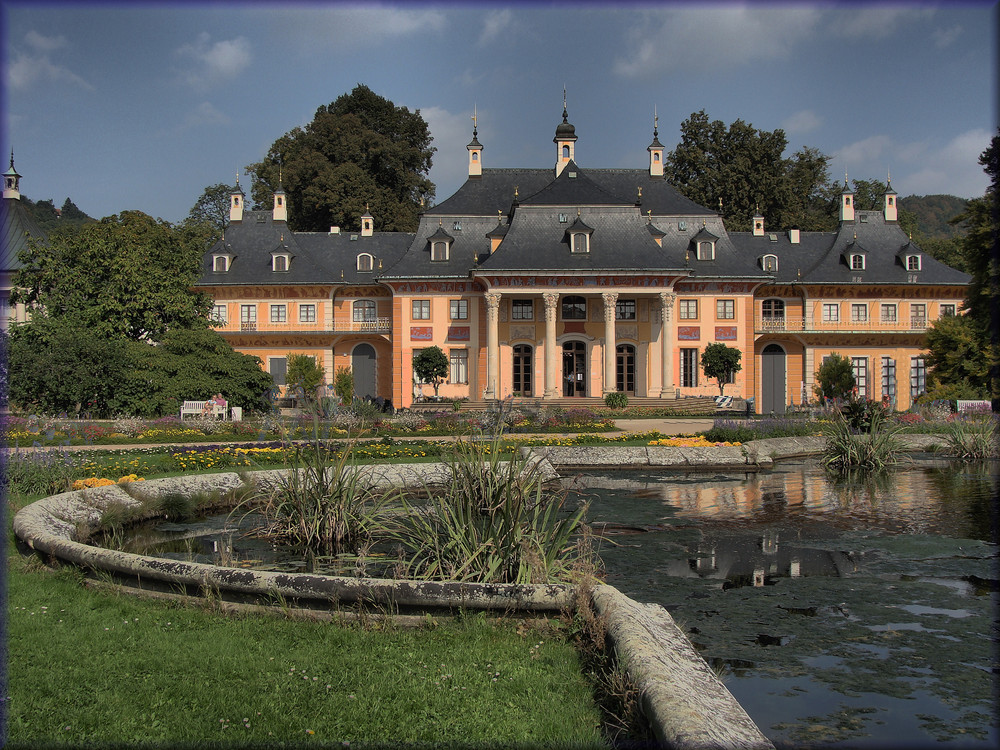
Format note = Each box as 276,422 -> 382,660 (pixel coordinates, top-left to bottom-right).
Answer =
240,304 -> 257,330
911,304 -> 927,327
822,303 -> 839,323
616,299 -> 636,321
270,304 -> 286,323
211,304 -> 227,323
716,299 -> 735,320
851,304 -> 868,323
911,357 -> 926,399
450,299 -> 468,320
679,299 -> 698,320
449,349 -> 468,384
512,299 -> 534,320
940,304 -> 956,317
881,304 -> 897,324
412,300 -> 430,320
299,304 -> 316,323
680,348 -> 699,388
269,357 -> 287,386
882,357 -> 896,405
852,357 -> 868,398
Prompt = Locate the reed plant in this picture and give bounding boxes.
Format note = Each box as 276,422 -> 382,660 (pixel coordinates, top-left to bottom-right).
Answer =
941,413 -> 999,459
822,406 -> 905,472
237,435 -> 396,557
390,435 -> 590,584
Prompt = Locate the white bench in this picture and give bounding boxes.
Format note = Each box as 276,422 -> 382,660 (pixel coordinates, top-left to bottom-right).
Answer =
180,401 -> 227,420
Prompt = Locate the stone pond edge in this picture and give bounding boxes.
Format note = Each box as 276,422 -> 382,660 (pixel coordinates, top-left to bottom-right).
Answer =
14,436 -> 952,749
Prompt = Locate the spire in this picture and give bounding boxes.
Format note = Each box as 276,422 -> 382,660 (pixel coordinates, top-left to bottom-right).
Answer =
467,104 -> 483,177
647,106 -> 664,177
554,88 -> 577,176
884,167 -> 898,222
3,149 -> 22,200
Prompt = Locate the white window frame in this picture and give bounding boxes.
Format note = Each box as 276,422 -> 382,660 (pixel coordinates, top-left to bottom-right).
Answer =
851,304 -> 868,323
299,304 -> 316,323
940,304 -> 956,318
880,304 -> 897,324
431,241 -> 449,262
910,357 -> 926,399
211,304 -> 227,323
357,253 -> 374,272
571,233 -> 590,253
353,300 -> 377,322
449,349 -> 468,384
851,357 -> 868,398
697,241 -> 715,261
851,254 -> 865,270
270,304 -> 287,323
412,299 -> 430,321
616,299 -> 637,321
450,299 -> 469,320
762,254 -> 778,272
679,299 -> 698,320
213,255 -> 229,273
906,255 -> 921,271
680,348 -> 699,387
272,254 -> 289,272
240,304 -> 257,330
716,299 -> 735,320
822,303 -> 839,323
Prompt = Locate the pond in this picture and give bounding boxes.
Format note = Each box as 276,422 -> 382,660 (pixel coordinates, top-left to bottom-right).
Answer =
117,457 -> 998,748
575,457 -> 998,749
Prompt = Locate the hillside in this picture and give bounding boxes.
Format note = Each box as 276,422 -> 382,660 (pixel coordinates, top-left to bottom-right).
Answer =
899,194 -> 970,239
21,195 -> 95,233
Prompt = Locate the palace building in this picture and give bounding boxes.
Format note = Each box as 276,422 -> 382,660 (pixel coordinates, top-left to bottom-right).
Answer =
197,109 -> 969,413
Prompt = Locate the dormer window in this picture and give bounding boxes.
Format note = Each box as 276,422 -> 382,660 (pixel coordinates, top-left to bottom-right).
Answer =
571,233 -> 590,253
431,241 -> 449,261
428,223 -> 454,262
566,213 -> 593,253
272,254 -> 290,272
697,241 -> 715,260
357,253 -> 374,272
212,255 -> 232,273
906,255 -> 921,271
762,254 -> 778,272
851,254 -> 865,271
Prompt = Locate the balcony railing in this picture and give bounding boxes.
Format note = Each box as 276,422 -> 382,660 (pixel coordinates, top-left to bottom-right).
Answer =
754,315 -> 930,334
216,317 -> 392,334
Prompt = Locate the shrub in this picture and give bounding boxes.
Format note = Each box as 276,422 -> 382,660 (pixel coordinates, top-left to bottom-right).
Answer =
822,407 -> 904,472
604,391 -> 628,410
941,413 -> 999,459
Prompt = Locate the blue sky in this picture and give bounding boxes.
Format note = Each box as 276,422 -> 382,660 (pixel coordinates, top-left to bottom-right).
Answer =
3,2 -> 996,225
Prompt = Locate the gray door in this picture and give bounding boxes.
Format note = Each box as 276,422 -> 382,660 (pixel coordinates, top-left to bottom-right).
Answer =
761,344 -> 786,414
352,344 -> 377,400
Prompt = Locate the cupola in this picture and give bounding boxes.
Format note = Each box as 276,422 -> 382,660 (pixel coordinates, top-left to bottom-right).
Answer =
360,205 -> 374,237
3,150 -> 21,200
554,90 -> 577,176
840,174 -> 855,223
752,207 -> 765,237
647,110 -> 664,178
467,107 -> 483,178
229,174 -> 245,223
884,173 -> 898,222
273,187 -> 287,222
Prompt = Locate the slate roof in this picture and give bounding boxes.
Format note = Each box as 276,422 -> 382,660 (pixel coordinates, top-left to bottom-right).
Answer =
1,196 -> 46,277
196,210 -> 412,287
728,210 -> 970,286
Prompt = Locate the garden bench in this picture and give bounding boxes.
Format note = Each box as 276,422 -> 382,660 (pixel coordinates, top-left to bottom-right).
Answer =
180,401 -> 228,420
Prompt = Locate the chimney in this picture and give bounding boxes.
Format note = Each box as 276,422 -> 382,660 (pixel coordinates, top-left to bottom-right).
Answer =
788,227 -> 800,244
329,226 -> 340,234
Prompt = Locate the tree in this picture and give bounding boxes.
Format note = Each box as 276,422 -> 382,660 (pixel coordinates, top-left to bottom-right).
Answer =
700,343 -> 742,397
413,346 -> 449,398
11,210 -> 212,341
923,315 -> 990,400
665,111 -> 835,231
286,354 -> 326,404
815,354 -> 856,402
185,183 -> 233,234
245,84 -> 436,233
59,197 -> 90,223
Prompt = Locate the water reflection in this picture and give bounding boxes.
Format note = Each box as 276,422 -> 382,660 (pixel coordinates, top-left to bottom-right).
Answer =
574,459 -> 999,749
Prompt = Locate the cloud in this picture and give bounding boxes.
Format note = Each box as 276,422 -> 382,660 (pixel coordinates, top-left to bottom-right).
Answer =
179,102 -> 231,130
422,105 -> 478,200
175,33 -> 251,91
782,110 -> 822,135
25,30 -> 67,53
614,6 -> 822,77
263,6 -> 447,53
6,51 -> 94,92
932,25 -> 962,49
826,5 -> 936,40
835,129 -> 991,199
479,9 -> 513,45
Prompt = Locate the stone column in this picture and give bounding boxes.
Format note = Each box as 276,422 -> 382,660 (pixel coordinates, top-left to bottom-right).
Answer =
602,292 -> 618,395
543,293 -> 559,398
659,291 -> 676,398
484,292 -> 501,400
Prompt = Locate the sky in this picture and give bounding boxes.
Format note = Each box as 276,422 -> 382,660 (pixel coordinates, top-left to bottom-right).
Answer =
3,1 -> 997,226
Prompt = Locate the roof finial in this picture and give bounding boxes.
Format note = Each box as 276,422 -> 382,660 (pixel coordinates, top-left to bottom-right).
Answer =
8,148 -> 14,169
886,166 -> 891,188
235,170 -> 240,186
653,106 -> 659,137
472,104 -> 478,135
562,87 -> 568,121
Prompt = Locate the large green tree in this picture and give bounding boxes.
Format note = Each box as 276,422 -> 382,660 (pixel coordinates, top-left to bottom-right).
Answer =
413,346 -> 449,398
700,343 -> 742,397
665,111 -> 836,231
185,183 -> 233,234
246,85 -> 435,233
11,210 -> 212,341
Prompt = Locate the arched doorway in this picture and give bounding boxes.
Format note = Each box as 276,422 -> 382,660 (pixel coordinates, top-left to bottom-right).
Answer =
562,341 -> 587,397
352,343 -> 377,400
616,344 -> 635,395
512,344 -> 533,396
761,343 -> 786,414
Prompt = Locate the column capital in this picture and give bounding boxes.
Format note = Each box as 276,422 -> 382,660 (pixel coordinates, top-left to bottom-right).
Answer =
658,290 -> 676,308
485,291 -> 502,308
542,292 -> 559,308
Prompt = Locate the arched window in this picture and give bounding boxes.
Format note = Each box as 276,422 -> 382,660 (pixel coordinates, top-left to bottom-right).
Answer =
906,255 -> 921,271
571,233 -> 589,253
562,295 -> 586,320
697,241 -> 715,260
213,256 -> 228,273
353,300 -> 377,322
763,254 -> 778,272
851,254 -> 865,270
272,255 -> 288,272
562,145 -> 570,158
431,241 -> 449,261
357,253 -> 374,272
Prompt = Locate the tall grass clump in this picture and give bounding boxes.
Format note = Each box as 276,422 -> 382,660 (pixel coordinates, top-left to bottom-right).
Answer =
391,435 -> 591,584
822,399 -> 904,472
237,436 -> 395,556
2,447 -> 78,500
942,412 -> 999,459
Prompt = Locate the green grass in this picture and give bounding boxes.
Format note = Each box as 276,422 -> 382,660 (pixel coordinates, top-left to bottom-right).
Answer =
5,542 -> 606,749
